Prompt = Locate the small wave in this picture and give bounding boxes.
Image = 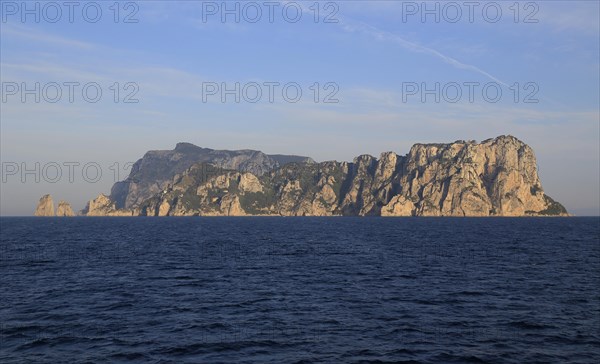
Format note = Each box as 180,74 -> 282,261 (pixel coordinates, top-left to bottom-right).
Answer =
156,339 -> 294,356
109,352 -> 151,361
429,352 -> 492,363
507,320 -> 552,330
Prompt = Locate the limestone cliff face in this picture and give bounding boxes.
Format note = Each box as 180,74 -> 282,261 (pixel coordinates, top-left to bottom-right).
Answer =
79,136 -> 568,217
137,165 -> 254,216
82,194 -> 136,216
56,201 -> 75,217
389,136 -> 566,216
34,194 -> 55,216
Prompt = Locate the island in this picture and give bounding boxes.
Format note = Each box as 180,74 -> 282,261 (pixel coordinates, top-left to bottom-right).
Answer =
35,135 -> 568,217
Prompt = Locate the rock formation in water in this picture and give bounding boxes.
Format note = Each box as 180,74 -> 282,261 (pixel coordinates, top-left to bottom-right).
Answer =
34,194 -> 55,216
56,201 -> 75,217
75,135 -> 567,217
109,142 -> 314,210
81,194 -> 136,216
33,195 -> 77,216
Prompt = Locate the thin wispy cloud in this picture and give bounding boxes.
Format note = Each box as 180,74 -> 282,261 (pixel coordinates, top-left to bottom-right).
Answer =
539,2 -> 600,36
286,1 -> 508,86
337,20 -> 508,86
1,62 -> 110,81
0,23 -> 95,50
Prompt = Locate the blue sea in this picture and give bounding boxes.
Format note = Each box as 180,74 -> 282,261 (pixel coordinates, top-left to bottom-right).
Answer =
1,217 -> 599,363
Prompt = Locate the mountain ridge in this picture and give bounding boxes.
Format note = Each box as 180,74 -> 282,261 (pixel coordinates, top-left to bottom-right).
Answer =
109,142 -> 315,209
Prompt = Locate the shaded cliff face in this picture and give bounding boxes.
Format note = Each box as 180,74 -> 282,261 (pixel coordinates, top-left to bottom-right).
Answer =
34,194 -> 55,216
83,136 -> 567,217
110,142 -> 314,209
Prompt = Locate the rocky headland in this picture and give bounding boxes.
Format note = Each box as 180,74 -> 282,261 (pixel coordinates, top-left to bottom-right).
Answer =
36,136 -> 569,217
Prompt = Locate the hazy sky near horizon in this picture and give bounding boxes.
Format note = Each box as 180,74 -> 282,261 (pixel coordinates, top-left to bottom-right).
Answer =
1,0 -> 599,216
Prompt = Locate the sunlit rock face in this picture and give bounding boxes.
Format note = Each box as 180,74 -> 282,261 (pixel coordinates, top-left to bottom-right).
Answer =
73,136 -> 568,217
34,194 -> 55,216
82,194 -> 136,216
390,135 -> 566,217
56,201 -> 75,217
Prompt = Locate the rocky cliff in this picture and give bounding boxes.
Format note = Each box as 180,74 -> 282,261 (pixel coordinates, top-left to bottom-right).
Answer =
382,136 -> 566,216
109,142 -> 314,209
56,201 -> 75,217
34,194 -> 55,216
76,135 -> 567,217
82,194 -> 136,216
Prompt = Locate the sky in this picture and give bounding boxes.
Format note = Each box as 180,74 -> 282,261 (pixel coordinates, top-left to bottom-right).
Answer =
0,0 -> 599,216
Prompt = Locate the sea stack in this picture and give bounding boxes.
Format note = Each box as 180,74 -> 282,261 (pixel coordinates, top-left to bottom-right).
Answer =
34,194 -> 55,216
56,201 -> 75,217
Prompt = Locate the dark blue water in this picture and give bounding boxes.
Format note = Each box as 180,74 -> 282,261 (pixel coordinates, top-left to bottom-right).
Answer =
1,217 -> 599,363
